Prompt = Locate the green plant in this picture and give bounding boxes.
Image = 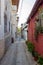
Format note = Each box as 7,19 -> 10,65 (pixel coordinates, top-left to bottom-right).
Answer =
35,26 -> 43,40
32,51 -> 38,58
37,56 -> 43,65
32,51 -> 39,61
40,27 -> 43,33
27,42 -> 34,53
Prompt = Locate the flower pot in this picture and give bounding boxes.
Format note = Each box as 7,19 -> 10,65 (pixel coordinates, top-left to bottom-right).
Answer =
34,57 -> 38,61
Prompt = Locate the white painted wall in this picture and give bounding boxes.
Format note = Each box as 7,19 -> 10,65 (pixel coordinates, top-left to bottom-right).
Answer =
23,30 -> 27,40
0,0 -> 12,59
21,23 -> 27,40
11,5 -> 18,40
0,0 -> 5,59
0,0 -> 5,40
5,0 -> 11,33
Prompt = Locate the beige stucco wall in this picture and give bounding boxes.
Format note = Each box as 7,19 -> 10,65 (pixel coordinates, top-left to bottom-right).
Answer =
0,39 -> 5,59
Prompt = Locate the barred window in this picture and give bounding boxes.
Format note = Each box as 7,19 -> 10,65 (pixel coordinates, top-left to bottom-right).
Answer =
40,13 -> 43,27
38,8 -> 43,26
35,8 -> 43,27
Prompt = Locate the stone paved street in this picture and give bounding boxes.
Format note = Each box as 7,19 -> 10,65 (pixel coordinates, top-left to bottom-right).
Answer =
0,39 -> 37,65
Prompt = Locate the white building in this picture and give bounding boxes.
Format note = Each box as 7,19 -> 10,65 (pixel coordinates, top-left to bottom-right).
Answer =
0,0 -> 11,59
11,0 -> 19,41
21,23 -> 28,40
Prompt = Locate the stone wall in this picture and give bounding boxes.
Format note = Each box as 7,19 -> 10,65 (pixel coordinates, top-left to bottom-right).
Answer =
0,39 -> 5,59
4,33 -> 11,51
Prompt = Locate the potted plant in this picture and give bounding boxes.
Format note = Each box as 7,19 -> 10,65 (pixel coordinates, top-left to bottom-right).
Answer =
32,51 -> 38,61
27,41 -> 34,53
37,56 -> 43,65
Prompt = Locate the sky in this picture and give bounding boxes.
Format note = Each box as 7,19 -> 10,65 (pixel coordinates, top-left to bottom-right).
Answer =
18,0 -> 36,27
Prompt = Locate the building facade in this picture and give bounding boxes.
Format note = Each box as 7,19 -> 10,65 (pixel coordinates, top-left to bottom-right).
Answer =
4,0 -> 12,51
21,23 -> 28,40
0,0 -> 11,59
11,0 -> 19,41
27,0 -> 43,56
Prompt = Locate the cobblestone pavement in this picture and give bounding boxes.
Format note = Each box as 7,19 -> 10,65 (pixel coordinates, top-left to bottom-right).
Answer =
0,39 -> 37,65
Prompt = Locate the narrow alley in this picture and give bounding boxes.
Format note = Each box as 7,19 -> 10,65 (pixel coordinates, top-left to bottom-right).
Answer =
0,0 -> 43,65
0,39 -> 36,65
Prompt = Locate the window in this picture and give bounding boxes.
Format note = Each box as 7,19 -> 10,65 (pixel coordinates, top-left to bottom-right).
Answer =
38,8 -> 43,27
35,15 -> 39,27
9,22 -> 10,32
40,13 -> 43,27
4,14 -> 7,33
5,5 -> 7,11
35,8 -> 43,27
